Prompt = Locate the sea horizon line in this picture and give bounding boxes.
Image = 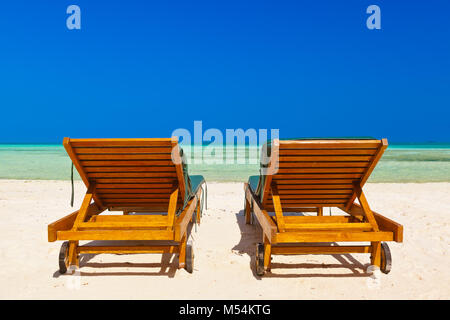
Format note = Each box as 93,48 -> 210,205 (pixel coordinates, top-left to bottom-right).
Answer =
1,142 -> 450,148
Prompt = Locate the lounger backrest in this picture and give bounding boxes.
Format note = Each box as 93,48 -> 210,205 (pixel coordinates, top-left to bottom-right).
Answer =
63,137 -> 187,211
261,139 -> 388,210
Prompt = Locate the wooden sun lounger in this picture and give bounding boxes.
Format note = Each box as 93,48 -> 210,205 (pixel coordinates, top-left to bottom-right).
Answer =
244,138 -> 403,276
48,137 -> 205,274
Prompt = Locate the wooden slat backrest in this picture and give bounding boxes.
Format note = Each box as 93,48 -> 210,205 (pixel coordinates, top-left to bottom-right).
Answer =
64,137 -> 187,211
263,139 -> 387,209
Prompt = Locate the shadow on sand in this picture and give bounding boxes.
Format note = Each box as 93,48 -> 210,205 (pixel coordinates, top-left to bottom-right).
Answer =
232,210 -> 372,279
53,223 -> 195,278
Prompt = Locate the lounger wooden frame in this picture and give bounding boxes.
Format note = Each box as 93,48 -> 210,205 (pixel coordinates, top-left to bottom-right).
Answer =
48,137 -> 203,273
244,138 -> 403,275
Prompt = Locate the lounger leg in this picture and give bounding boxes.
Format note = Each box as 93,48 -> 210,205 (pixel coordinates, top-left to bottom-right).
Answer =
178,234 -> 187,269
263,235 -> 271,272
68,240 -> 79,267
370,241 -> 382,267
196,204 -> 201,225
317,207 -> 323,216
245,198 -> 251,224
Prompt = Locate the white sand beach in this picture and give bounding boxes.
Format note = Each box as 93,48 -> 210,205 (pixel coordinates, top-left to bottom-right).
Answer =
0,180 -> 449,299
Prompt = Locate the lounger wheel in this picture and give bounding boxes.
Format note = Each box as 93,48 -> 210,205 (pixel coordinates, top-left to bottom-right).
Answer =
58,241 -> 69,274
255,243 -> 265,276
185,241 -> 194,273
380,242 -> 392,274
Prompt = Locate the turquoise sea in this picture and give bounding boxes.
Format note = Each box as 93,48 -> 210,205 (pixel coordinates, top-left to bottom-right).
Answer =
0,144 -> 449,182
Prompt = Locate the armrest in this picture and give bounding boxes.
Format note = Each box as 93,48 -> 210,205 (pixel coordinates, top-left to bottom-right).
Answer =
47,204 -> 104,242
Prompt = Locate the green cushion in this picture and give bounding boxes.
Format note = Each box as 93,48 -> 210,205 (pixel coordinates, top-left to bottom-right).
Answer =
248,175 -> 260,193
189,175 -> 205,194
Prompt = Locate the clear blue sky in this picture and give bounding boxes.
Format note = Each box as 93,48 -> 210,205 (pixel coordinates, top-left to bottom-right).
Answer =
0,1 -> 449,143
